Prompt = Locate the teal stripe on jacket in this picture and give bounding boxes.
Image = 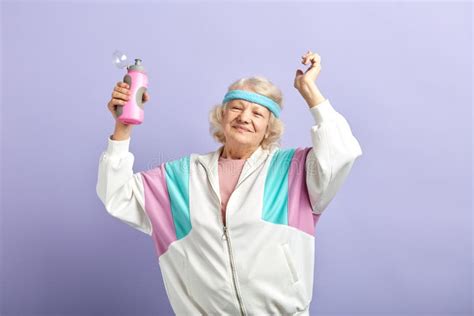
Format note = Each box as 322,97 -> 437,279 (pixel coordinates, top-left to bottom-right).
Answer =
164,156 -> 192,240
263,148 -> 296,225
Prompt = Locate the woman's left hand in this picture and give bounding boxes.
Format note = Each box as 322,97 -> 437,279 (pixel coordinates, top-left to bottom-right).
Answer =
294,50 -> 326,107
294,50 -> 321,90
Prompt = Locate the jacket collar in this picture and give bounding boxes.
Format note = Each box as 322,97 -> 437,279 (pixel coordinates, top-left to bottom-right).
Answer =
196,144 -> 270,204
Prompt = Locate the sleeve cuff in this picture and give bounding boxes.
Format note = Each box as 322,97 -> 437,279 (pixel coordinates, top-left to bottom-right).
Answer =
107,135 -> 131,155
309,99 -> 337,125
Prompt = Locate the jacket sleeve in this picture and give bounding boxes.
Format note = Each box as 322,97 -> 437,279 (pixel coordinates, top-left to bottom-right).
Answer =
96,135 -> 153,235
305,99 -> 363,214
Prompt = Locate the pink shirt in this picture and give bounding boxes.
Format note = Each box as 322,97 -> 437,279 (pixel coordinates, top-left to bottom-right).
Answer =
217,156 -> 246,226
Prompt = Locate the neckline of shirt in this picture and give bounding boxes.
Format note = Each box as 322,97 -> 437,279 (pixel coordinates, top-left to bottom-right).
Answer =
218,156 -> 247,162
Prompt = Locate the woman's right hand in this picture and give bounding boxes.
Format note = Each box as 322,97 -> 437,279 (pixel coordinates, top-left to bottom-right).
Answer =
107,81 -> 131,121
107,81 -> 150,121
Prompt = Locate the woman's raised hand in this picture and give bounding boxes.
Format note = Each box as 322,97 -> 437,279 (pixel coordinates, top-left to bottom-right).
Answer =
294,50 -> 322,91
107,81 -> 150,121
294,50 -> 326,108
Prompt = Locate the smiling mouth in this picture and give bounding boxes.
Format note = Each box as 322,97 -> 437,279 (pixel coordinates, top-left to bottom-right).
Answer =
233,126 -> 251,132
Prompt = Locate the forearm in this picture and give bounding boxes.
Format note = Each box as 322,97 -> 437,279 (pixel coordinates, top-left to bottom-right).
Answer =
111,121 -> 133,141
301,84 -> 326,109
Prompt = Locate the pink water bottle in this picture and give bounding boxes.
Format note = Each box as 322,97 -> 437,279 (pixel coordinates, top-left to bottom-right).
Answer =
116,58 -> 148,125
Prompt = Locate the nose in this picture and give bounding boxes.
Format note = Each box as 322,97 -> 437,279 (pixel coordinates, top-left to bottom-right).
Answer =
237,109 -> 251,124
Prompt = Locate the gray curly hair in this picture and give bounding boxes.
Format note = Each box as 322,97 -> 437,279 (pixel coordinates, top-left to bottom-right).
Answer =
208,75 -> 285,151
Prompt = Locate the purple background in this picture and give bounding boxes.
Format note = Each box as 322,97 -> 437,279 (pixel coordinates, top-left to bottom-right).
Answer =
1,1 -> 472,315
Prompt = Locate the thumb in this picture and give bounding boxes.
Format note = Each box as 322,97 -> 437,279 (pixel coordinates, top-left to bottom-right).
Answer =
142,91 -> 150,102
294,69 -> 304,88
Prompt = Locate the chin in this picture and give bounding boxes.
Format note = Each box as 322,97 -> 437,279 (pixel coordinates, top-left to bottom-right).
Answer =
228,135 -> 252,145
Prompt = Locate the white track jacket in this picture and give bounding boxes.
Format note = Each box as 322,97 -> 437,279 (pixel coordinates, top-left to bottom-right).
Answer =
96,99 -> 363,315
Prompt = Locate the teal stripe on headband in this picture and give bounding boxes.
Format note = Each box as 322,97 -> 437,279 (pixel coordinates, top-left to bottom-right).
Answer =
222,89 -> 281,118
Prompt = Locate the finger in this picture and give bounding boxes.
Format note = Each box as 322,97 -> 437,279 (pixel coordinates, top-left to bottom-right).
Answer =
112,90 -> 130,101
308,53 -> 320,63
112,100 -> 127,108
117,81 -> 130,89
112,90 -> 129,101
304,56 -> 320,67
108,99 -> 126,111
112,98 -> 127,106
114,85 -> 131,95
302,54 -> 314,64
301,50 -> 313,60
310,54 -> 321,64
302,52 -> 320,65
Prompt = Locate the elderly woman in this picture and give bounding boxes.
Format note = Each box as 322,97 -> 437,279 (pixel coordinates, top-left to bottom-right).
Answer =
96,50 -> 362,316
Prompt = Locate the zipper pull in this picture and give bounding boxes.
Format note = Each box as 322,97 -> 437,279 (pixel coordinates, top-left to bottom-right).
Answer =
221,226 -> 227,240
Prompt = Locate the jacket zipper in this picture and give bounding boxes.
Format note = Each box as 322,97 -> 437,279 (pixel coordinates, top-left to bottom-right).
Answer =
222,225 -> 246,316
199,161 -> 247,316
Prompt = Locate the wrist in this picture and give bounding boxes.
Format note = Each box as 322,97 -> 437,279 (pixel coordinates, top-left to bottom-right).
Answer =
112,121 -> 133,141
301,84 -> 326,108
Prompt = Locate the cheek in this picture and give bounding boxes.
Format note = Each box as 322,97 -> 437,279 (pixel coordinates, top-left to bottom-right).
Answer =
221,112 -> 230,126
223,111 -> 235,123
223,115 -> 234,125
256,120 -> 269,133
222,117 -> 235,132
